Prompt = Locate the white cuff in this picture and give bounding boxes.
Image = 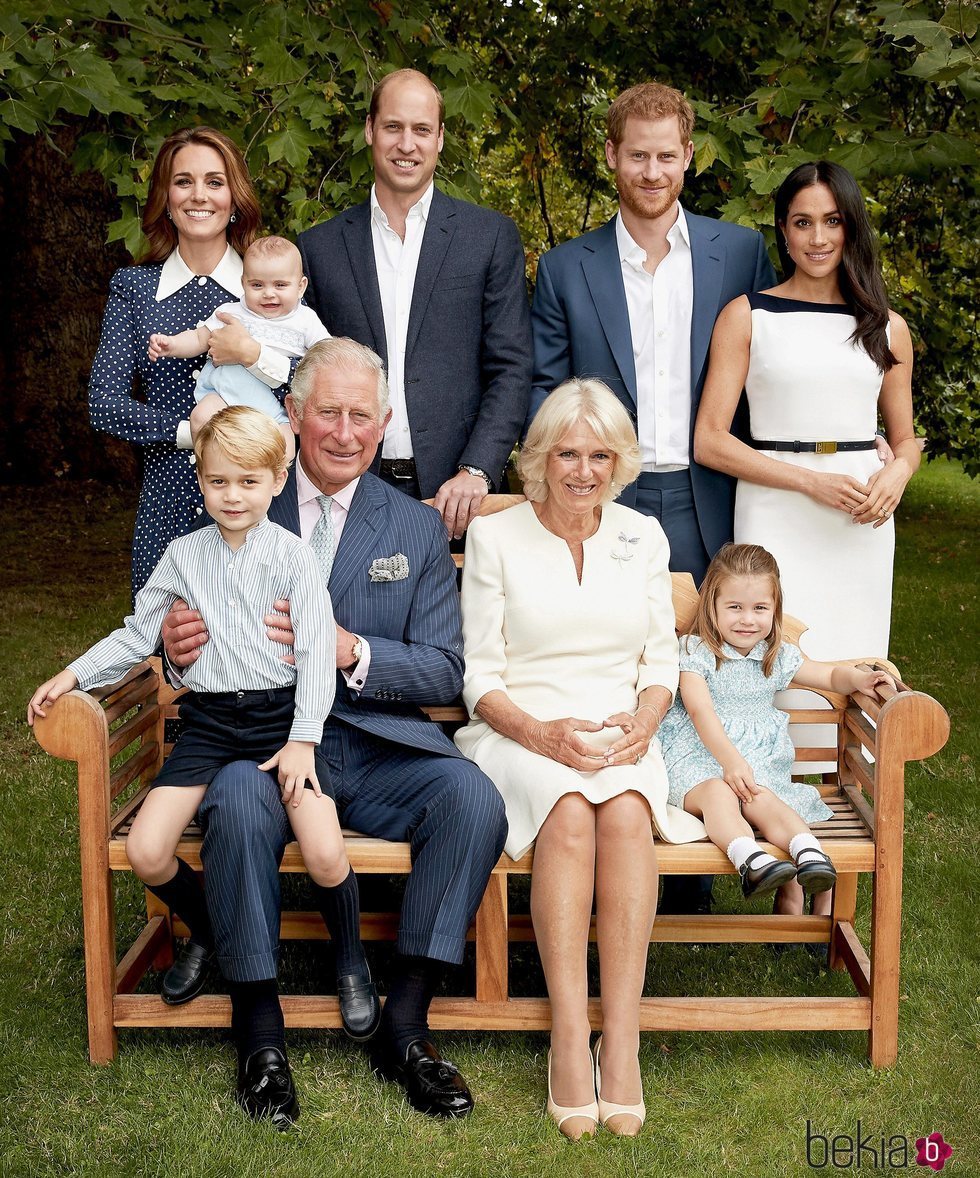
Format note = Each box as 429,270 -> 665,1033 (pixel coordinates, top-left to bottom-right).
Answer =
248,345 -> 291,389
176,420 -> 194,450
340,637 -> 371,694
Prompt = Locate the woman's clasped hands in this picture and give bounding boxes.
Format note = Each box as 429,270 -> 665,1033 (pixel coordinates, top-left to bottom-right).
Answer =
526,708 -> 659,771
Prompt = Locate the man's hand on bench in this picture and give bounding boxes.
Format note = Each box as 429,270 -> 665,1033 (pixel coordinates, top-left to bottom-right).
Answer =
162,598 -> 209,667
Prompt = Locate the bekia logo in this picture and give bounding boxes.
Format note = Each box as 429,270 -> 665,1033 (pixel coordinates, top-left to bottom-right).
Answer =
806,1122 -> 953,1170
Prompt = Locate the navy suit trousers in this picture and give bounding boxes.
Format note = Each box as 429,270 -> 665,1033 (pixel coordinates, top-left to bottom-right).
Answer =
198,725 -> 507,982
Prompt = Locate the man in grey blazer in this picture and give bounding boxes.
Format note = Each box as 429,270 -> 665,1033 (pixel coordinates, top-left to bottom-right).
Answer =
298,69 -> 532,539
530,81 -> 776,583
164,339 -> 507,1126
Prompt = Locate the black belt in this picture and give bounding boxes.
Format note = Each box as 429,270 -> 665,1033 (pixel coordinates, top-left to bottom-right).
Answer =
379,457 -> 418,480
750,439 -> 876,454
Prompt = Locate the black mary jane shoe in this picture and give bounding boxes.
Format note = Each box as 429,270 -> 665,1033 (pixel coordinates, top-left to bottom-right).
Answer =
337,966 -> 382,1041
739,851 -> 798,899
795,850 -> 838,894
160,941 -> 213,1005
371,1037 -> 474,1119
236,1047 -> 300,1129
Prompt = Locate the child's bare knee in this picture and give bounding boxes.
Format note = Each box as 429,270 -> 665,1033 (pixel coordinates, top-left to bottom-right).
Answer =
305,843 -> 349,887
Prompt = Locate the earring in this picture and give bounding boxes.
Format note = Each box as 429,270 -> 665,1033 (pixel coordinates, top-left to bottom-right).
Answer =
230,212 -> 237,223
166,209 -> 173,221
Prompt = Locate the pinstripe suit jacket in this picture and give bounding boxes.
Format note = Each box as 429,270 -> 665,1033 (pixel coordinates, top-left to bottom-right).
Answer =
268,467 -> 466,758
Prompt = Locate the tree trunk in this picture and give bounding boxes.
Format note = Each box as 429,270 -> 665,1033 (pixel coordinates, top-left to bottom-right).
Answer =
0,123 -> 136,484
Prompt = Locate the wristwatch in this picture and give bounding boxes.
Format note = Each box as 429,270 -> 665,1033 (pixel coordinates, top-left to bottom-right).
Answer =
458,464 -> 492,491
344,635 -> 363,671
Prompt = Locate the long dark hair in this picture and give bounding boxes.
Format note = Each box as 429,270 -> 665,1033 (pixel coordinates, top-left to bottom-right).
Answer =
138,127 -> 261,264
774,162 -> 897,372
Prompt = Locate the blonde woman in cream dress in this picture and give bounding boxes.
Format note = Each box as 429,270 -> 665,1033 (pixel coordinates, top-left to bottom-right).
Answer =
455,379 -> 704,1142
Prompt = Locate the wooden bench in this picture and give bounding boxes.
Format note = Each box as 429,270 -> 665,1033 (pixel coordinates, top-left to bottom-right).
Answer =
32,502 -> 949,1069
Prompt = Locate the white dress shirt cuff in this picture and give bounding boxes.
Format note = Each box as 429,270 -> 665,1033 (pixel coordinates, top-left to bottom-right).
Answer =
340,637 -> 371,694
176,420 -> 194,450
248,344 -> 291,389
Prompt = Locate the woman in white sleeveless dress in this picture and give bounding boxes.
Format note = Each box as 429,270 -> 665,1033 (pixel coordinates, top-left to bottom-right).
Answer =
693,161 -> 919,914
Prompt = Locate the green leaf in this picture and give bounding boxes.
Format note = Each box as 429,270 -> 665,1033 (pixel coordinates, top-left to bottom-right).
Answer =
264,119 -> 319,169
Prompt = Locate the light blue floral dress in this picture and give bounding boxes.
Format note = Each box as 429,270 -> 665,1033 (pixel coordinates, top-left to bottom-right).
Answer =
660,636 -> 833,824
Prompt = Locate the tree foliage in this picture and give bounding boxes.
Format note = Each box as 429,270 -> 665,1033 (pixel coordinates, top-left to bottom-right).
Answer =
1,0 -> 977,475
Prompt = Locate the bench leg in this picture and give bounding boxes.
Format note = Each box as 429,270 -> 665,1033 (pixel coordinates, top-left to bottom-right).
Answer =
868,857 -> 902,1068
79,844 -> 118,1064
145,890 -> 175,971
828,873 -> 858,971
475,873 -> 509,1004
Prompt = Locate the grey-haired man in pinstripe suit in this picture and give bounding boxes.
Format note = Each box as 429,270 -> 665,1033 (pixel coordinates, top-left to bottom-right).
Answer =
164,339 -> 507,1125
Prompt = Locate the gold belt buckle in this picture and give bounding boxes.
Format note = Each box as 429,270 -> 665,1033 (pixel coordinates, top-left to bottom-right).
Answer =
814,441 -> 838,454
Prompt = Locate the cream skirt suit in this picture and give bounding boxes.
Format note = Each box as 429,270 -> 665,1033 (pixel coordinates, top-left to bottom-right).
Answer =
455,501 -> 706,859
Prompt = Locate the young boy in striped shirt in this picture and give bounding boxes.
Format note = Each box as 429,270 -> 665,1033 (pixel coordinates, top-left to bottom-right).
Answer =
29,406 -> 378,1043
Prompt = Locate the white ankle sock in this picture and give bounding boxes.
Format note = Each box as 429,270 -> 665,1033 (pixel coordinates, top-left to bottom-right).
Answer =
789,832 -> 824,865
726,837 -> 775,872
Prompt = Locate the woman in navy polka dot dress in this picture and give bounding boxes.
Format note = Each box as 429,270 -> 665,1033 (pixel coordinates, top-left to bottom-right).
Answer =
90,127 -> 293,595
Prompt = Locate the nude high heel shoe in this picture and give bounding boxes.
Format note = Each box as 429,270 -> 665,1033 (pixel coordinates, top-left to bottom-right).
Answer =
546,1049 -> 598,1141
593,1036 -> 645,1136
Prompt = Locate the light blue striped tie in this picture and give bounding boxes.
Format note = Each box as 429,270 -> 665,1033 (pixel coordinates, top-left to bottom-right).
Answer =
310,494 -> 335,583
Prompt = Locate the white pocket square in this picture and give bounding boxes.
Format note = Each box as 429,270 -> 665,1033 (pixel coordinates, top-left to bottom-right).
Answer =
369,553 -> 410,582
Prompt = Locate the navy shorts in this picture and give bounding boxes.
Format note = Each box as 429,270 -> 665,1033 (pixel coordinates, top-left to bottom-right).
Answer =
153,686 -> 333,796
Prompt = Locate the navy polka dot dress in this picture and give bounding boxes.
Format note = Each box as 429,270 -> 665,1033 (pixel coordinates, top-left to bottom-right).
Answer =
89,262 -> 240,596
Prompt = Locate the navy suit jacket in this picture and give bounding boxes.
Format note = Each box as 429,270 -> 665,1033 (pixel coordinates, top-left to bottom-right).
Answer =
297,189 -> 533,497
530,211 -> 776,558
268,468 -> 465,759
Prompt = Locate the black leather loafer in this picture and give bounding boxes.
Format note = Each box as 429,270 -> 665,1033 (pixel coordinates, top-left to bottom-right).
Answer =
337,967 -> 381,1041
371,1037 -> 474,1118
236,1047 -> 300,1129
739,851 -> 798,898
161,941 -> 213,1005
795,850 -> 838,893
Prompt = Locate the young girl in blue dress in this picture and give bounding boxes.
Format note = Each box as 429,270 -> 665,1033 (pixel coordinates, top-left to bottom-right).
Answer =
659,542 -> 894,916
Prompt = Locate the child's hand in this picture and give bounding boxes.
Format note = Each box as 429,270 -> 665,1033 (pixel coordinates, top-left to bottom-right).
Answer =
258,741 -> 322,808
722,757 -> 761,803
148,333 -> 173,361
850,668 -> 897,697
27,670 -> 78,726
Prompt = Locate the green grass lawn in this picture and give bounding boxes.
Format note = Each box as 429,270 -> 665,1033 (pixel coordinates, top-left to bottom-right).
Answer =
1,462 -> 977,1177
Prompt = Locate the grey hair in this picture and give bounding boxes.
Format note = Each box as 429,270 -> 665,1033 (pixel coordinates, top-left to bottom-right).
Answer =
519,378 -> 641,504
289,337 -> 390,420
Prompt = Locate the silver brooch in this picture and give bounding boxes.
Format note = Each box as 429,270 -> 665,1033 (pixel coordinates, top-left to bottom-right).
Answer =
611,531 -> 640,564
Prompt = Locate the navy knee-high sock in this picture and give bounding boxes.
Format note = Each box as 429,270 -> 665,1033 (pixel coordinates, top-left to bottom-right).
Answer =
228,978 -> 286,1063
379,954 -> 441,1056
145,857 -> 213,949
312,869 -> 367,977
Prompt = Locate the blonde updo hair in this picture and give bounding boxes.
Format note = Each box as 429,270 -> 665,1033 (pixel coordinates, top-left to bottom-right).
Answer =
518,378 -> 641,504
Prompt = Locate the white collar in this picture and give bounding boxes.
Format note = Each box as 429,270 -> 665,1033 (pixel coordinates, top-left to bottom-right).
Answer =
721,639 -> 768,662
296,456 -> 360,513
155,244 -> 243,302
616,203 -> 691,267
370,182 -> 434,229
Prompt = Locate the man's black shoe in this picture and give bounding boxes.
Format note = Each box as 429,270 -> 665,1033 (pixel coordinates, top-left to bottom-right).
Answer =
236,1047 -> 299,1129
160,941 -> 213,1005
371,1037 -> 474,1118
337,967 -> 382,1041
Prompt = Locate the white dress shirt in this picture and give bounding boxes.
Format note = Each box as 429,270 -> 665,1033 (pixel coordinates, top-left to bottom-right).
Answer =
295,458 -> 371,691
370,182 -> 434,460
616,207 -> 694,470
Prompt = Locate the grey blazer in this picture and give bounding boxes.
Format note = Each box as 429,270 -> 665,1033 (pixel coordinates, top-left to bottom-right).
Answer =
298,189 -> 533,497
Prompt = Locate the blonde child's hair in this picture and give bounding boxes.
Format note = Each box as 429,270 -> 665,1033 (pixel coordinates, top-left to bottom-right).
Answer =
244,235 -> 302,270
193,405 -> 289,477
689,543 -> 785,677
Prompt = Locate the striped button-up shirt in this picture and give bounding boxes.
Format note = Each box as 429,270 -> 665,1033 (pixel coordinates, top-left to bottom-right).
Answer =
68,518 -> 335,743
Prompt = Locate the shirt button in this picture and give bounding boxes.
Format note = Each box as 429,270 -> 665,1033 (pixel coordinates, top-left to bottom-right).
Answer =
192,370 -> 201,380
658,370 -> 665,376
197,276 -> 207,286
195,507 -> 203,516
